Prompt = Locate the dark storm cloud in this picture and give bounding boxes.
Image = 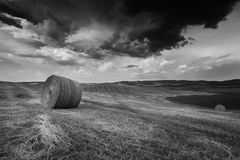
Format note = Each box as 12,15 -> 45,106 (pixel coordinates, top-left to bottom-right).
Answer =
217,54 -> 232,60
121,0 -> 239,52
0,0 -> 239,58
54,59 -> 79,66
125,65 -> 139,69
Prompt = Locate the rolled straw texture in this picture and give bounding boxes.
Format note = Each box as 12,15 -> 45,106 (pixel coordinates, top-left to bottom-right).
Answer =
214,104 -> 226,111
41,75 -> 82,109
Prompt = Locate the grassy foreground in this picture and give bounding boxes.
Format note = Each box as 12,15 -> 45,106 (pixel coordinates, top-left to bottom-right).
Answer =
0,81 -> 240,160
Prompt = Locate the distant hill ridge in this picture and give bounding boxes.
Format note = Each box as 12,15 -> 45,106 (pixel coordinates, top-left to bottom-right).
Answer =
1,79 -> 240,87
117,79 -> 240,87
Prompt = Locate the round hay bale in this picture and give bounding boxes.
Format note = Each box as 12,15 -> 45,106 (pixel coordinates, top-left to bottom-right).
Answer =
214,104 -> 226,111
41,75 -> 82,109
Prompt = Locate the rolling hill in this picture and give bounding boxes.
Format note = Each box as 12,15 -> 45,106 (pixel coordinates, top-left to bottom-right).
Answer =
0,80 -> 239,160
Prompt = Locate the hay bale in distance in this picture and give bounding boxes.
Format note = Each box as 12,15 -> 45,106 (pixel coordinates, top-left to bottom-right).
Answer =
41,75 -> 82,109
214,104 -> 226,111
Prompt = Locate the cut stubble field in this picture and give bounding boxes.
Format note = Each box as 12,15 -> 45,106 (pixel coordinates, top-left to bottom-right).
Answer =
0,81 -> 240,160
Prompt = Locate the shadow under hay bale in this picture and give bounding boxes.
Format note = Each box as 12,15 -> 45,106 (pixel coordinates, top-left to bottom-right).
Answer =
41,75 -> 82,109
215,104 -> 226,111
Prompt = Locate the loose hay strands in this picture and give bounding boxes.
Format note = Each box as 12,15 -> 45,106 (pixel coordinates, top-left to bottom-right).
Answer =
41,75 -> 82,109
12,114 -> 70,160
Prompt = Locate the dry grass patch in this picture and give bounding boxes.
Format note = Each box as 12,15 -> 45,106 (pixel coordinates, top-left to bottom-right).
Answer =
9,114 -> 70,160
1,82 -> 240,160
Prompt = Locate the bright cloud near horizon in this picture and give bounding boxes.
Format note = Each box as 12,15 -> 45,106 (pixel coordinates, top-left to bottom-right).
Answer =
0,0 -> 240,82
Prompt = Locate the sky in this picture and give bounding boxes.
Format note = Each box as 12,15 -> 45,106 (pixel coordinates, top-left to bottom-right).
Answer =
0,0 -> 240,82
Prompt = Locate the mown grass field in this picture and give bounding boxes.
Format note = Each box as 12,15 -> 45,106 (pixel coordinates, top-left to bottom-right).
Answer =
0,81 -> 240,160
